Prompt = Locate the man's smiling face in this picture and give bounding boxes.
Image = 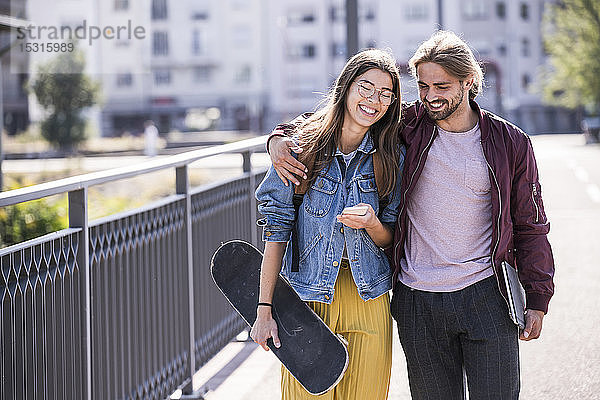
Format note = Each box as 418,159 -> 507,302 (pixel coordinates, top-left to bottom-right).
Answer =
417,62 -> 470,121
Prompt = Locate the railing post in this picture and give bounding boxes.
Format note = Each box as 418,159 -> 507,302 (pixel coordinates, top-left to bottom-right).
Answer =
177,165 -> 198,396
242,151 -> 252,174
242,151 -> 258,246
68,188 -> 91,400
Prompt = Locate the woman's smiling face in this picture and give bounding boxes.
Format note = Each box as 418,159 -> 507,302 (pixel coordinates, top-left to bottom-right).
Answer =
343,68 -> 393,132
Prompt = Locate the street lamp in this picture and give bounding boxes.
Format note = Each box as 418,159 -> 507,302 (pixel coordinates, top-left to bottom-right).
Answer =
346,0 -> 358,57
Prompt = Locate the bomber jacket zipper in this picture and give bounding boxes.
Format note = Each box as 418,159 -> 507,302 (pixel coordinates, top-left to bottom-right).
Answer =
532,184 -> 540,223
481,139 -> 509,304
393,128 -> 437,268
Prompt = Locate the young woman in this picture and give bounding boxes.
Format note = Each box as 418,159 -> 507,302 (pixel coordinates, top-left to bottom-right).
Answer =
252,49 -> 405,400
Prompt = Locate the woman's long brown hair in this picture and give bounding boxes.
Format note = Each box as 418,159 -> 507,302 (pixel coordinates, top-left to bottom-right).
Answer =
296,49 -> 402,197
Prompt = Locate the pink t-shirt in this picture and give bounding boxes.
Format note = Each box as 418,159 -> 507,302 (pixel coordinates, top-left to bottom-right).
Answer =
399,123 -> 494,292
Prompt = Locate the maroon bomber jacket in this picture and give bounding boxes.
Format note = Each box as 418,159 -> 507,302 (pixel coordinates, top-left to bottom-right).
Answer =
391,100 -> 554,313
270,100 -> 555,313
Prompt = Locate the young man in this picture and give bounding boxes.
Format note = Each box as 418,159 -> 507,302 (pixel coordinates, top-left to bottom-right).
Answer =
266,31 -> 555,399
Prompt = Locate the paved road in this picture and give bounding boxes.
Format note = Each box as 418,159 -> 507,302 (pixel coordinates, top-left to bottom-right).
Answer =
190,134 -> 600,400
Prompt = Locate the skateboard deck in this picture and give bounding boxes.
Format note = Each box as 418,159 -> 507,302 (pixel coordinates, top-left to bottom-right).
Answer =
211,240 -> 349,395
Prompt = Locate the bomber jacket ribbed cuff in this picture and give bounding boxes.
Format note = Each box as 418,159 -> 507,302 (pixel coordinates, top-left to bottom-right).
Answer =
526,292 -> 552,314
266,132 -> 286,154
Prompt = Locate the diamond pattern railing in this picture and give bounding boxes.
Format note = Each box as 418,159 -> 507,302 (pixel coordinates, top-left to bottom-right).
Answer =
1,229 -> 85,399
88,198 -> 189,399
0,137 -> 268,399
191,171 -> 266,371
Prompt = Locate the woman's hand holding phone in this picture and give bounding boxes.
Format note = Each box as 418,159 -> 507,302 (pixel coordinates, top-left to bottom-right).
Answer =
337,203 -> 378,230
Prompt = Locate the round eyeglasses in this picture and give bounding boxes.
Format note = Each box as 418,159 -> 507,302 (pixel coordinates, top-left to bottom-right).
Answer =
356,80 -> 396,106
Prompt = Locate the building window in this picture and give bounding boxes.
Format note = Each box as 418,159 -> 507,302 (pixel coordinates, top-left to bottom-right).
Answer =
498,43 -> 507,56
154,68 -> 171,85
330,6 -> 345,22
496,2 -> 506,19
542,42 -> 550,57
471,40 -> 491,56
115,39 -> 130,48
463,0 -> 488,19
520,3 -> 529,20
153,31 -> 169,56
116,73 -> 132,87
194,66 -> 212,83
288,44 -> 316,59
521,38 -> 530,57
114,0 -> 129,11
191,11 -> 209,21
152,0 -> 168,20
192,29 -> 204,55
235,65 -> 251,84
288,9 -> 316,25
365,39 -> 377,48
522,74 -> 531,90
405,3 -> 428,20
331,42 -> 346,58
363,8 -> 376,21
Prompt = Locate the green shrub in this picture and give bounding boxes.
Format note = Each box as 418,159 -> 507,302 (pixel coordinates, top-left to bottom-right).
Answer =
0,198 -> 67,248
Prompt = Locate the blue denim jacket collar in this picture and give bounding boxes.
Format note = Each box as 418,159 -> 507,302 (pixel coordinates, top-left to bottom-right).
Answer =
332,130 -> 376,157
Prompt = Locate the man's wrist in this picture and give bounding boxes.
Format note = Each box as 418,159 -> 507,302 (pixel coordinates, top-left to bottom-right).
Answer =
266,132 -> 285,154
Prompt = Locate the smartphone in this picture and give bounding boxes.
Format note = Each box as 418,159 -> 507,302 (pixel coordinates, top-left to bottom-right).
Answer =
341,205 -> 368,216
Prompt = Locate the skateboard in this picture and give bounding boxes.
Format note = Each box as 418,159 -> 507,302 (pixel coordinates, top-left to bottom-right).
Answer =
210,240 -> 349,395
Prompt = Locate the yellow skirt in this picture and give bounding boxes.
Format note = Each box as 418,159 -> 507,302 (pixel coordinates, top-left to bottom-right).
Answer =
281,263 -> 392,400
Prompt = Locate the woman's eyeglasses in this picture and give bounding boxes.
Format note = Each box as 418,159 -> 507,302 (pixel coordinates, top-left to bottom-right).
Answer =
356,80 -> 396,106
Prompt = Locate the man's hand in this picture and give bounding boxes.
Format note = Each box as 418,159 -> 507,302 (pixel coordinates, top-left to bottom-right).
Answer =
519,309 -> 545,341
268,133 -> 308,186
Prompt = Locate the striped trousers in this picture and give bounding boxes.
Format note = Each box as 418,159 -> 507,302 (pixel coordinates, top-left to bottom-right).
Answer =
391,276 -> 520,400
281,261 -> 392,400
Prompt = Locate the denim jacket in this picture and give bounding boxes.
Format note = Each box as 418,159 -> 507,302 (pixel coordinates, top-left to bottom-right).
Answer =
256,132 -> 405,304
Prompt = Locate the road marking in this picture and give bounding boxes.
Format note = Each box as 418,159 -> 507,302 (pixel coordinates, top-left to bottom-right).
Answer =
574,166 -> 589,183
567,161 -> 599,203
586,184 -> 600,204
567,160 -> 590,183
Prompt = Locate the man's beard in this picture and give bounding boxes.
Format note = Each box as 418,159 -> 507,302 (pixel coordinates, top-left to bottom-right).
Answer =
424,85 -> 465,121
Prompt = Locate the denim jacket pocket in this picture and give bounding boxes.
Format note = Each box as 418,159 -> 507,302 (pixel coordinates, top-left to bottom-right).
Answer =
358,175 -> 379,213
304,175 -> 338,217
299,232 -> 323,263
359,229 -> 382,258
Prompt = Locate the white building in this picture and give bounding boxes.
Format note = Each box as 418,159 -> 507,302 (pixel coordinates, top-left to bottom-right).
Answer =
1,0 -> 29,135
24,0 -> 577,136
267,0 -> 577,134
98,0 -> 267,135
263,0 -> 381,130
25,0 -> 267,136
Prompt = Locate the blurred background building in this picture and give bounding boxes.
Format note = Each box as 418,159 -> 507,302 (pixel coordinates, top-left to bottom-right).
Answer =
267,0 -> 578,134
6,0 -> 580,138
0,0 -> 28,136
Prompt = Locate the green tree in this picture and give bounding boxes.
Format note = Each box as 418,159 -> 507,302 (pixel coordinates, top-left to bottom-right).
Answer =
541,0 -> 600,114
30,47 -> 100,151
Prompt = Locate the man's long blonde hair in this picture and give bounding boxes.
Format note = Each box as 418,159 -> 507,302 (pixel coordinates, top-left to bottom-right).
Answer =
409,30 -> 484,100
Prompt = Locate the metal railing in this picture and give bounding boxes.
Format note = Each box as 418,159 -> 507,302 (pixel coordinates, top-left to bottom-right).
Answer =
0,136 -> 269,400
